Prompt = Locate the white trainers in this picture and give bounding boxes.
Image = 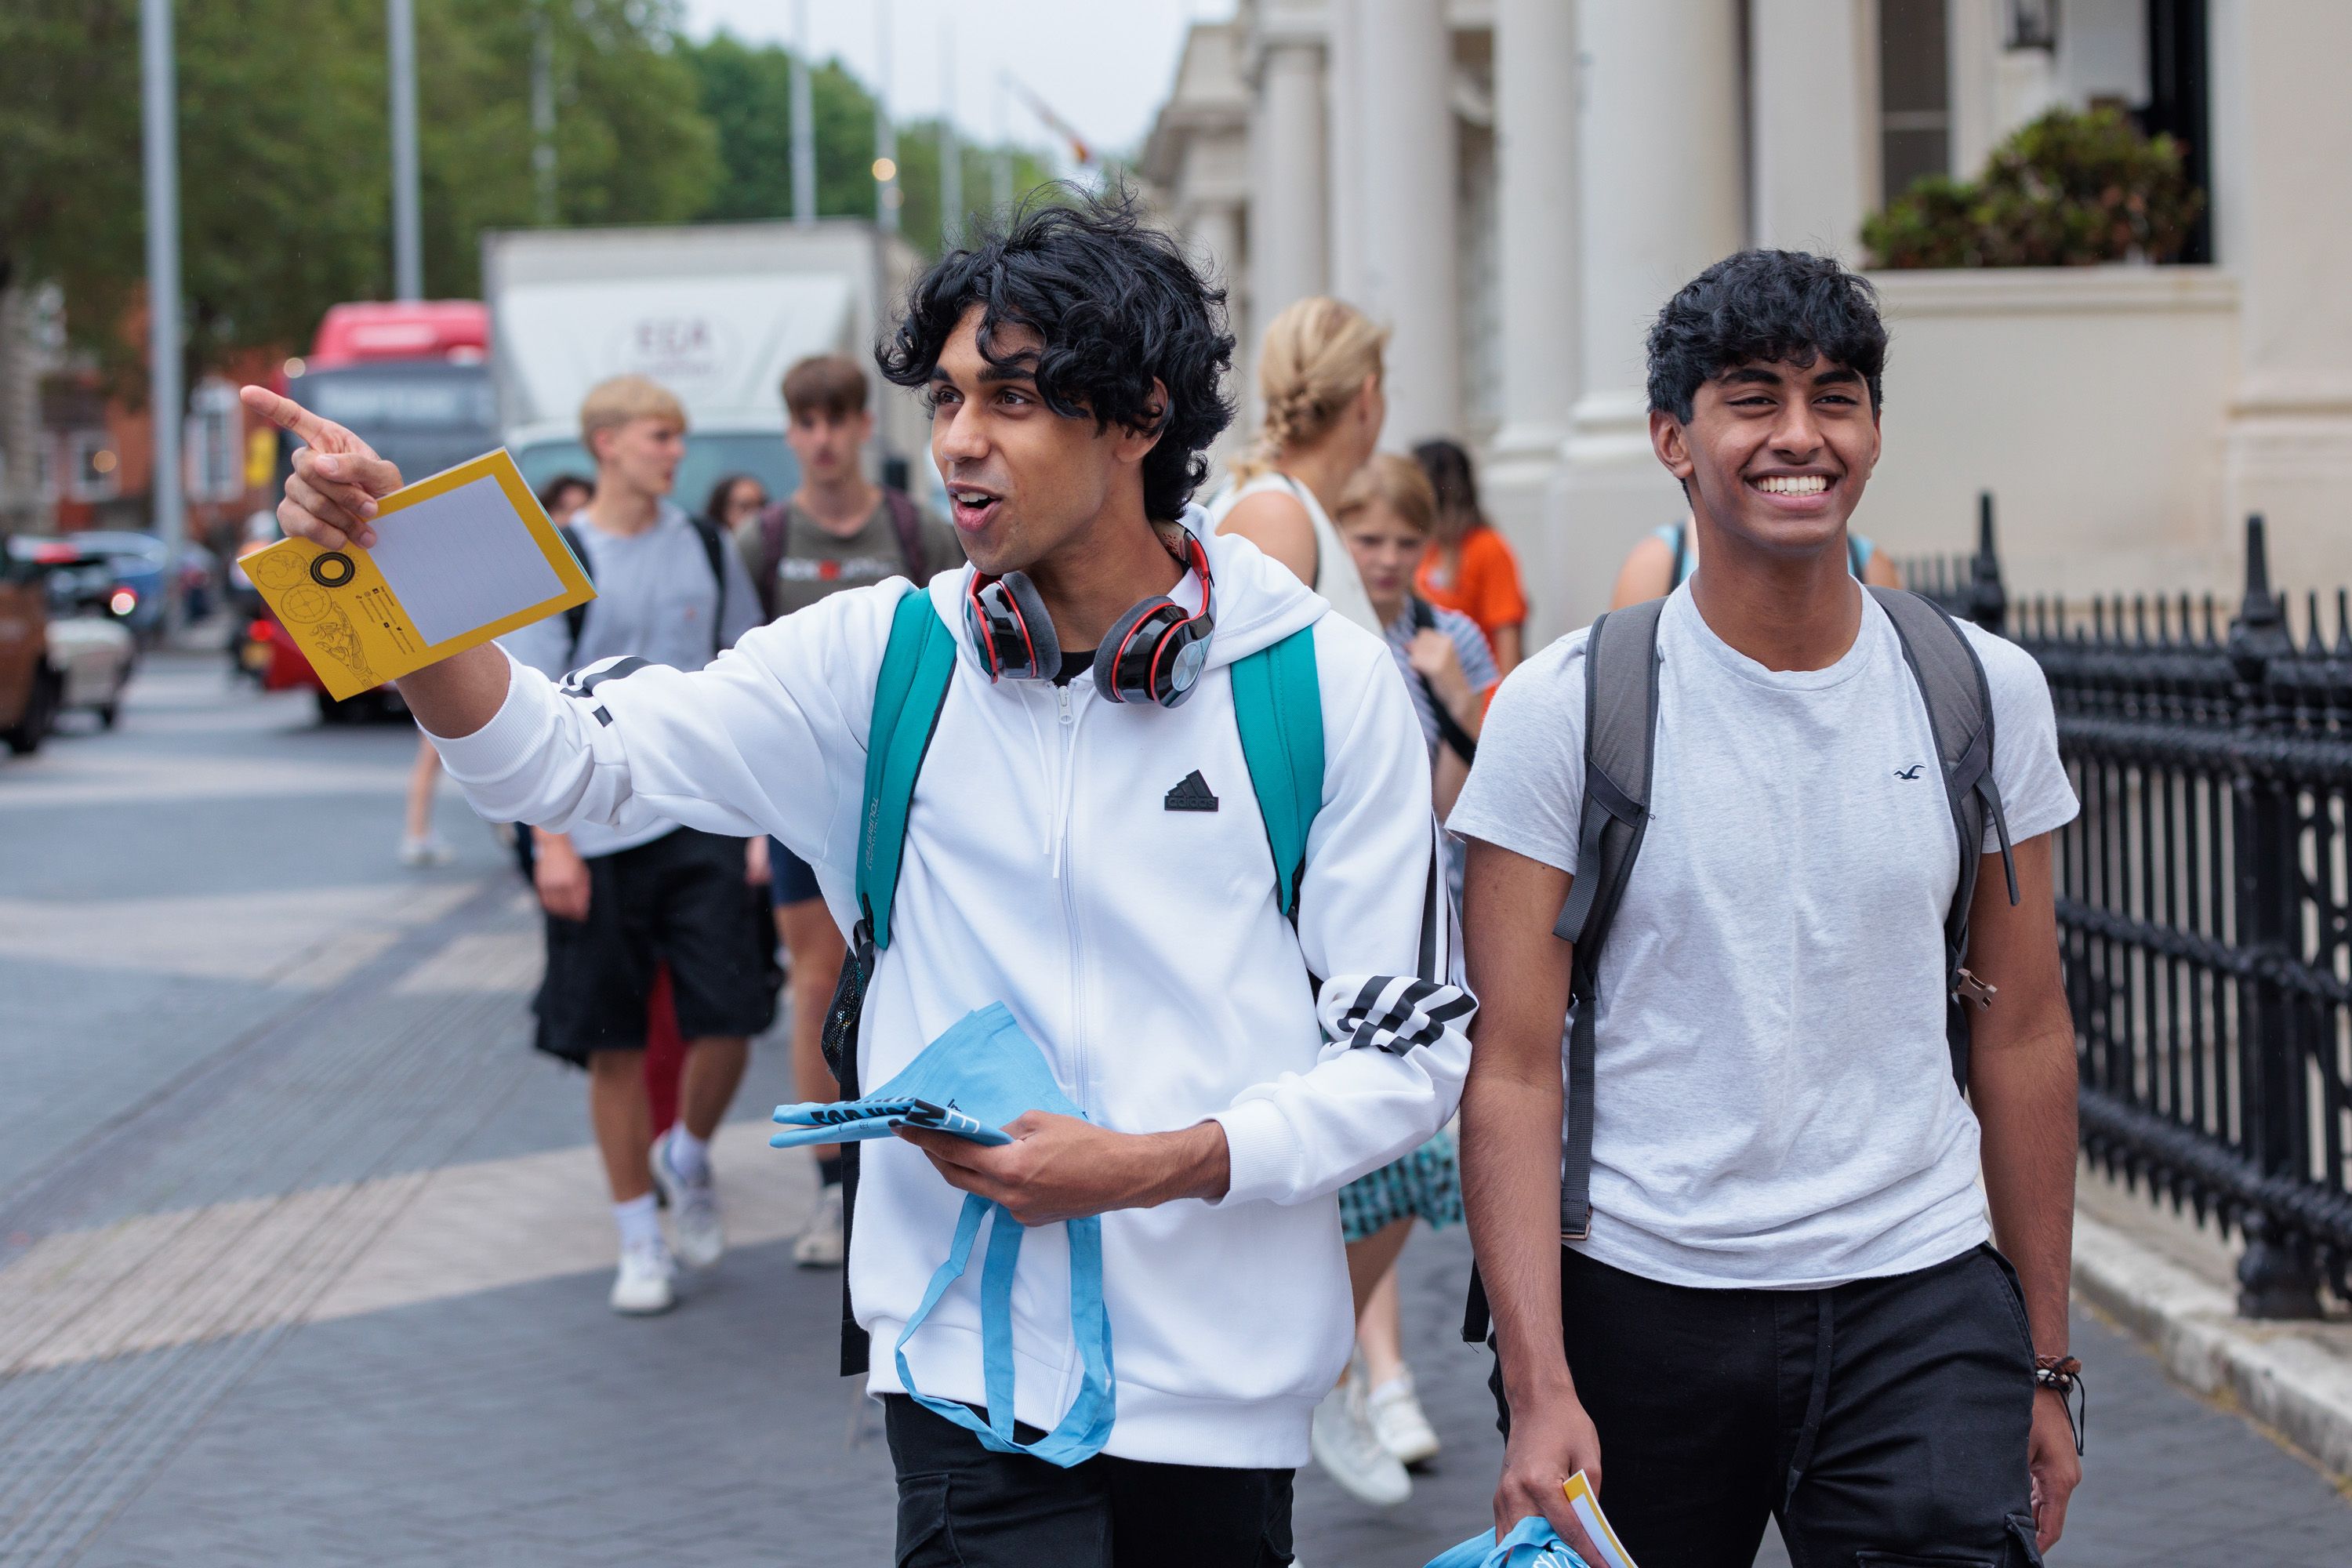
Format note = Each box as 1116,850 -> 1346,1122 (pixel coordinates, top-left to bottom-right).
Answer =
1309,1368 -> 1411,1507
1366,1368 -> 1441,1468
650,1131 -> 724,1269
398,834 -> 454,867
794,1183 -> 846,1269
609,1239 -> 677,1315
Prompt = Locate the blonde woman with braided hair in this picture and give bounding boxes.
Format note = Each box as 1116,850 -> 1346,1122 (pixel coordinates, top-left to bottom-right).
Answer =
1207,297 -> 1388,635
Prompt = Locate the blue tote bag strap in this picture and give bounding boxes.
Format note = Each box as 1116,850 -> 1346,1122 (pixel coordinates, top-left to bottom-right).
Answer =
894,1193 -> 1117,1468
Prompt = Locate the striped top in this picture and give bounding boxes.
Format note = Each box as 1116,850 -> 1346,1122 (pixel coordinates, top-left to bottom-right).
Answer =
1382,598 -> 1499,757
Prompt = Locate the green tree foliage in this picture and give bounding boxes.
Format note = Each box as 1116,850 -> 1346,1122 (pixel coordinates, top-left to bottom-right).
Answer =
0,1 -> 144,352
1864,107 -> 2205,269
679,31 -> 1058,256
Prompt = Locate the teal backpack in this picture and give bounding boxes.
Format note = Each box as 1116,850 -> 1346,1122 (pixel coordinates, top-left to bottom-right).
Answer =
822,588 -> 1325,1374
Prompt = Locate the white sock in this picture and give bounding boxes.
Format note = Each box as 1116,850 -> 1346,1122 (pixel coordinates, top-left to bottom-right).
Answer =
665,1125 -> 711,1180
614,1193 -> 662,1252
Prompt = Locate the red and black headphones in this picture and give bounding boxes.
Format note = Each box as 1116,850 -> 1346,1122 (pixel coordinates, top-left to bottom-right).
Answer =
962,528 -> 1217,708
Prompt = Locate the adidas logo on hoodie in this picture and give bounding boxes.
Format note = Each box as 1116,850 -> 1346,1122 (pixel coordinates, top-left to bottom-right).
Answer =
1163,770 -> 1218,811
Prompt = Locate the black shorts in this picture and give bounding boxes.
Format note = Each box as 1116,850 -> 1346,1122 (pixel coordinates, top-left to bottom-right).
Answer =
883,1396 -> 1293,1568
1490,1243 -> 2042,1568
533,826 -> 779,1066
768,836 -> 823,906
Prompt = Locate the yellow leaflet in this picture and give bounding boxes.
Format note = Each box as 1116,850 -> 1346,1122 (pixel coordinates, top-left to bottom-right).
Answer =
245,449 -> 594,700
1561,1472 -> 1639,1568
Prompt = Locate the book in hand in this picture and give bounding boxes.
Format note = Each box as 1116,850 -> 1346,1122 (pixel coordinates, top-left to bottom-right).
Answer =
244,448 -> 594,699
1560,1472 -> 1639,1568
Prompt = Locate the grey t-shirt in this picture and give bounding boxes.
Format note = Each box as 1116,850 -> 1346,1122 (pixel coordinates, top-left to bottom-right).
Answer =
736,495 -> 963,619
1447,585 -> 2077,1289
502,503 -> 762,858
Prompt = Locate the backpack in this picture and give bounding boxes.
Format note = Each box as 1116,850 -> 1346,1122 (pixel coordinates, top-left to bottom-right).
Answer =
1463,587 -> 2018,1343
750,489 -> 931,619
1408,595 -> 1479,766
822,587 -> 1327,1374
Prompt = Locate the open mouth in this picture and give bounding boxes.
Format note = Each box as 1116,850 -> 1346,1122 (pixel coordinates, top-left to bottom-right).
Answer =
1747,473 -> 1835,503
948,485 -> 1004,532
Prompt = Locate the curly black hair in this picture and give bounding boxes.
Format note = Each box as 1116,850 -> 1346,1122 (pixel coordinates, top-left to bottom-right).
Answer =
1646,250 -> 1889,423
876,186 -> 1236,521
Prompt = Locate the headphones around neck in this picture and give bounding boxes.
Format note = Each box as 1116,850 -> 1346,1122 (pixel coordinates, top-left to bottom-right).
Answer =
962,528 -> 1217,708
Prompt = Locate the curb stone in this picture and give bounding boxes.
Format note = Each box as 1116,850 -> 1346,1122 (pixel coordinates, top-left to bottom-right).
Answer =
2072,1208 -> 2352,1481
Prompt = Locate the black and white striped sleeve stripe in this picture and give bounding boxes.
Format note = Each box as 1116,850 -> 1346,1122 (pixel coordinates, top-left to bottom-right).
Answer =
1317,974 -> 1475,1058
557,655 -> 650,700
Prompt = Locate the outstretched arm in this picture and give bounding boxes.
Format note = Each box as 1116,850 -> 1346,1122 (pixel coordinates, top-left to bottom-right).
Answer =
1964,833 -> 2081,1553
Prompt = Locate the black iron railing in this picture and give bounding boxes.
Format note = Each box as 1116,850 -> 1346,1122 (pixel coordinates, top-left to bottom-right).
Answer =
1906,502 -> 2352,1316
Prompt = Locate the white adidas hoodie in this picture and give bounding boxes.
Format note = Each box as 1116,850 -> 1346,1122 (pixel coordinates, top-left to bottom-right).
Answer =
429,509 -> 1472,1467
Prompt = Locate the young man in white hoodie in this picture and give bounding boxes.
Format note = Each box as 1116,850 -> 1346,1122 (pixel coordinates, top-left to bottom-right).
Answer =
242,192 -> 1468,1567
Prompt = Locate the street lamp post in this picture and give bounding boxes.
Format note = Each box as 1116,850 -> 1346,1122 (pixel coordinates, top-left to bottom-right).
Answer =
140,0 -> 186,633
874,1 -> 899,234
389,0 -> 423,299
790,0 -> 815,226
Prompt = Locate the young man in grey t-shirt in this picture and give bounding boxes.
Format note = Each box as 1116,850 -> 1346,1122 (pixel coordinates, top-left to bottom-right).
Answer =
502,376 -> 771,1317
734,354 -> 961,1269
1453,252 -> 2083,1566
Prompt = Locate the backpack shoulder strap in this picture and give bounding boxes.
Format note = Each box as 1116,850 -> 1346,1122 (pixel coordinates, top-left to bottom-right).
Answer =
1407,596 -> 1479,766
858,589 -> 958,950
1551,596 -> 1665,1240
1230,625 -> 1323,924
556,523 -> 593,659
1867,586 -> 2018,1093
1669,521 -> 1690,588
882,488 -> 928,583
753,503 -> 791,618
687,514 -> 731,652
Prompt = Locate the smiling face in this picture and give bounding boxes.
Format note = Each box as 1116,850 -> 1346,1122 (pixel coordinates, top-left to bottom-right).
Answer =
927,306 -> 1152,577
1652,357 -> 1881,561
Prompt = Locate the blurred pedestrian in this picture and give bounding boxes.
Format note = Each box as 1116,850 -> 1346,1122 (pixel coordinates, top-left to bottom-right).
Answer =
535,471 -> 593,527
1456,252 -> 2082,1565
703,472 -> 768,534
255,191 -> 1472,1567
398,735 -> 455,866
1412,438 -> 1529,676
735,354 -> 960,1270
1308,454 -> 1497,1508
502,376 -> 773,1316
1207,297 -> 1388,634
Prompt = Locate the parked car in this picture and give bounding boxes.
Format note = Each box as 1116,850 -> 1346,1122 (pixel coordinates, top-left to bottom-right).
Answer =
0,540 -> 57,754
8,532 -> 168,645
39,557 -> 137,728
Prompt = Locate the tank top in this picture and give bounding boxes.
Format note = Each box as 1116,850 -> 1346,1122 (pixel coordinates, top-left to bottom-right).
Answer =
1204,471 -> 1385,637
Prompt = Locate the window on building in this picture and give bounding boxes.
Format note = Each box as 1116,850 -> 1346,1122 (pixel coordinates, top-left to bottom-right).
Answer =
185,379 -> 245,503
67,430 -> 121,503
1879,0 -> 1953,205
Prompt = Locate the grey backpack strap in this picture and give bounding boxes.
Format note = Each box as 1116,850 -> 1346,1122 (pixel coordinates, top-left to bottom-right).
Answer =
1550,597 -> 1666,1240
1868,586 -> 2018,1094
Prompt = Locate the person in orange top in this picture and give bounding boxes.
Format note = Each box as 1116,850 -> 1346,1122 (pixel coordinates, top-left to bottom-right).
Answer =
1411,438 -> 1527,675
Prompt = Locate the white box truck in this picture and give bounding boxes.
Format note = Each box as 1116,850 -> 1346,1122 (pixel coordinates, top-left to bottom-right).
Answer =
480,220 -> 929,521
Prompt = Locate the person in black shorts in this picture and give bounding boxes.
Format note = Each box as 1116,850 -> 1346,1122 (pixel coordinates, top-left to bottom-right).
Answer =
735,353 -> 960,1269
502,375 -> 774,1316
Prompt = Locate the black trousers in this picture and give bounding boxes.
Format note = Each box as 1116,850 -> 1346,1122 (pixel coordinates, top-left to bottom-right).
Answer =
882,1396 -> 1294,1568
1493,1243 -> 2045,1568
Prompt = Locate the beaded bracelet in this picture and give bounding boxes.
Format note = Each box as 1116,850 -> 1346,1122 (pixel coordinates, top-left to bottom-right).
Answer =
2034,1355 -> 2086,1454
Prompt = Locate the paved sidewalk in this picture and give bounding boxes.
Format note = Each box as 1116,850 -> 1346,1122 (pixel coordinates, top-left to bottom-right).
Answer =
5,657 -> 2350,1566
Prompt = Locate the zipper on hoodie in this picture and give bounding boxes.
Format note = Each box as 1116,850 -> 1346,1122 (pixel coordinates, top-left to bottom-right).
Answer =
1053,682 -> 1091,1115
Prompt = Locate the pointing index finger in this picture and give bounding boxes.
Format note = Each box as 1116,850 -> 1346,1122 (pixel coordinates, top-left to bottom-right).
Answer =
239,385 -> 344,452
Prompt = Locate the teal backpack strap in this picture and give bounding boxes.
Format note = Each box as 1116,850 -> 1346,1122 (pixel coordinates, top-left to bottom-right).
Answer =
858,589 -> 958,951
1230,626 -> 1324,923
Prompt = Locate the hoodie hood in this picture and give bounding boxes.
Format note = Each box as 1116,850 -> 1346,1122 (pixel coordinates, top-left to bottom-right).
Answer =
924,502 -> 1327,677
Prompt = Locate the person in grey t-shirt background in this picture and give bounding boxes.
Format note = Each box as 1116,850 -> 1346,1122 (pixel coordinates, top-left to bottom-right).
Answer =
732,353 -> 960,1272
501,374 -> 774,1319
1453,252 -> 2082,1567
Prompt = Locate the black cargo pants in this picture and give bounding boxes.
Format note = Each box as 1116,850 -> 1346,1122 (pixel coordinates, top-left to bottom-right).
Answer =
1492,1243 -> 2046,1568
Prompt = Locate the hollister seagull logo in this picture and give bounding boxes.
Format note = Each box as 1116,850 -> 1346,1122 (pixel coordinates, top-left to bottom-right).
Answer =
1894,764 -> 1926,779
1163,770 -> 1218,812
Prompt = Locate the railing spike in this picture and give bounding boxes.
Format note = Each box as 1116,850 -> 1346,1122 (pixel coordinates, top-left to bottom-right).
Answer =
2133,593 -> 2150,644
2336,589 -> 2350,655
2310,590 -> 2328,656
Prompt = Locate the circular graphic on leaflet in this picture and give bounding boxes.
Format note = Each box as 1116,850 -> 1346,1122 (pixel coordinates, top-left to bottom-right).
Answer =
309,551 -> 356,588
280,585 -> 330,623
252,551 -> 307,590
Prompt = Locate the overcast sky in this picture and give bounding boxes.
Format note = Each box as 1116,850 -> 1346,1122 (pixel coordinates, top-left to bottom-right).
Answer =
679,0 -> 1239,165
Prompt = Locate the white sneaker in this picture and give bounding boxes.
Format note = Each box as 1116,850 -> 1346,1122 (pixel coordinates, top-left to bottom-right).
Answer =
1366,1368 -> 1441,1468
1309,1370 -> 1411,1507
609,1239 -> 677,1315
794,1183 -> 846,1269
398,835 -> 454,867
650,1131 -> 724,1269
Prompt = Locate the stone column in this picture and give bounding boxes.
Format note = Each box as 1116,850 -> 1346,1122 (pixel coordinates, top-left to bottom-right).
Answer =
1481,0 -> 1581,596
1749,0 -> 1875,263
1553,0 -> 1747,632
2211,0 -> 2352,591
1323,0 -> 1370,303
1247,31 -> 1328,336
1356,0 -> 1459,447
